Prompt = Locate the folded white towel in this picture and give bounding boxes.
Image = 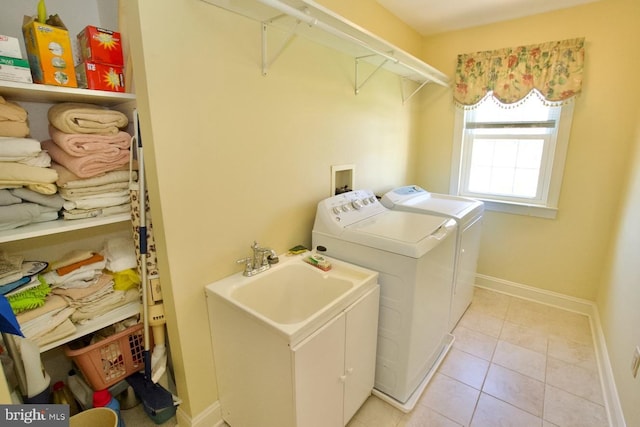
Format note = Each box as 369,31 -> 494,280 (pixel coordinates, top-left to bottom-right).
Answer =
0,137 -> 41,160
63,194 -> 129,211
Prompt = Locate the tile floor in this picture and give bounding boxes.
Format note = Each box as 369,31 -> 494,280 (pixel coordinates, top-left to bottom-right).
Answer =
122,287 -> 610,427
347,287 -> 609,427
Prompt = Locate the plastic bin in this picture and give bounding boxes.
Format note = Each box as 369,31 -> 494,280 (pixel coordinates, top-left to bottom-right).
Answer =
64,323 -> 146,390
70,407 -> 118,427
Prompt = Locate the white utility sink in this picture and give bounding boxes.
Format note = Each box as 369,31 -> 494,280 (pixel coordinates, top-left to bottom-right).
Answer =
206,252 -> 378,344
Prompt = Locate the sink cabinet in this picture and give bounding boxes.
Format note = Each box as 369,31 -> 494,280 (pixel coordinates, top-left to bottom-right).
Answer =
207,284 -> 379,427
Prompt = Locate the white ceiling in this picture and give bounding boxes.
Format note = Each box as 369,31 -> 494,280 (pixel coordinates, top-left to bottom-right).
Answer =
376,0 -> 600,35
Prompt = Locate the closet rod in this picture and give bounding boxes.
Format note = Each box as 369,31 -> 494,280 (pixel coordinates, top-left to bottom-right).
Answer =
258,0 -> 445,85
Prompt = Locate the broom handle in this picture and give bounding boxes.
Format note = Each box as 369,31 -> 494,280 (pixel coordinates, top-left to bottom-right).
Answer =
135,112 -> 151,360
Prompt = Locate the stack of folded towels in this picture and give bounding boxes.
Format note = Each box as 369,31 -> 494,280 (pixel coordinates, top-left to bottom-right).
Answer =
11,236 -> 140,348
0,97 -> 61,230
41,103 -> 133,220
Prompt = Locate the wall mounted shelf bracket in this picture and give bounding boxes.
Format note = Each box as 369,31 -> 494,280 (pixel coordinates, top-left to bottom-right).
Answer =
355,54 -> 389,95
401,78 -> 430,105
261,14 -> 300,76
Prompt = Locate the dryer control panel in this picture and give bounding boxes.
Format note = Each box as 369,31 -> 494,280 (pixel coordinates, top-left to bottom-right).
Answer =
314,189 -> 387,232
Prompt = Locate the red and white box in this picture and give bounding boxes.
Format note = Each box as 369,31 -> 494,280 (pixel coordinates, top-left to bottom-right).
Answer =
75,61 -> 124,92
77,26 -> 124,66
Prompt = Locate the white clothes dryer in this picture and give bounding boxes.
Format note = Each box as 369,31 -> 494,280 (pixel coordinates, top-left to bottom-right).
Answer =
312,190 -> 456,412
381,185 -> 484,330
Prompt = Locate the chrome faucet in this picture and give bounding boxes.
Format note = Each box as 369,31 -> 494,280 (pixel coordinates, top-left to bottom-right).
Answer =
236,241 -> 279,276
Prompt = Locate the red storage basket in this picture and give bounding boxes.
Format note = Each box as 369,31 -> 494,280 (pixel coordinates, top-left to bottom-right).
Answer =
64,323 -> 146,390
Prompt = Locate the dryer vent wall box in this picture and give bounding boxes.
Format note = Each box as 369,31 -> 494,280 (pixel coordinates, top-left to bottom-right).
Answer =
331,164 -> 355,196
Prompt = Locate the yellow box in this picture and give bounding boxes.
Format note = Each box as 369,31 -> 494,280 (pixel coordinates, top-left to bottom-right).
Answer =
22,17 -> 77,87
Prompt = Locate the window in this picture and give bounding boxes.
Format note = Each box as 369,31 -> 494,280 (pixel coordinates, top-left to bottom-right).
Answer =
451,92 -> 574,218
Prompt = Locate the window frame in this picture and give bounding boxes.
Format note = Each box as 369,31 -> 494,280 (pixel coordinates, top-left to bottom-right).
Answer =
450,95 -> 575,219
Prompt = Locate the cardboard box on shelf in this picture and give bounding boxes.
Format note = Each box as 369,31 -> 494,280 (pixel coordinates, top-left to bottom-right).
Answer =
0,35 -> 22,59
0,56 -> 33,83
75,61 -> 124,92
21,16 -> 77,87
77,26 -> 123,66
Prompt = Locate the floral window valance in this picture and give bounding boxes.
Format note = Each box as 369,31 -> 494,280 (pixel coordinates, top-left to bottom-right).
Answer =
454,38 -> 585,108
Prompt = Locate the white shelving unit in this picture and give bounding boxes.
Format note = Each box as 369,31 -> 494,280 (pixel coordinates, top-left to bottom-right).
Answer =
0,80 -> 140,352
0,81 -> 136,244
200,0 -> 450,102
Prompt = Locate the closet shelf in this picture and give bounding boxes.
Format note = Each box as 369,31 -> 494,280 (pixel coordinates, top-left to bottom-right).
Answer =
0,80 -> 135,106
200,0 -> 450,99
0,214 -> 131,244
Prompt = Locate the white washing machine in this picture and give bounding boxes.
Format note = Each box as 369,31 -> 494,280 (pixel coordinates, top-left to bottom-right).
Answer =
312,189 -> 456,412
381,185 -> 484,330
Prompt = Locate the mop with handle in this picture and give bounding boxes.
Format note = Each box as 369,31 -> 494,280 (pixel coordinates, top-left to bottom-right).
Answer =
126,111 -> 174,414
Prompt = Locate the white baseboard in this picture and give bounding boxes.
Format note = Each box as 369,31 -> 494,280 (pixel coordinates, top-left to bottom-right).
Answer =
475,274 -> 626,427
176,399 -> 223,427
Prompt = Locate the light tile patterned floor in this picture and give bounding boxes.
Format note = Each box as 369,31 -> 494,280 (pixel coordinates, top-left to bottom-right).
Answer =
347,287 -> 609,427
128,287 -> 609,427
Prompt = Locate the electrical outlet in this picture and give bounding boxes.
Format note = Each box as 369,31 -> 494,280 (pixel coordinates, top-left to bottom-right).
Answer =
631,346 -> 640,378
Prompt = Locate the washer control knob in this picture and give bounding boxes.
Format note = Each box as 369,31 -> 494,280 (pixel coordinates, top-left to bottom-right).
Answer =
332,207 -> 342,215
351,200 -> 363,210
341,204 -> 351,212
362,198 -> 370,205
369,196 -> 377,204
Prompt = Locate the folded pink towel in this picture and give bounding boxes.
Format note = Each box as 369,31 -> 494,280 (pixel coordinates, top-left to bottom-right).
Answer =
48,125 -> 131,157
42,140 -> 129,179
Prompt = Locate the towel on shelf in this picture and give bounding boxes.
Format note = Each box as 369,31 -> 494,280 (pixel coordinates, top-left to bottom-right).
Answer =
0,203 -> 58,231
0,97 -> 29,138
50,250 -> 95,271
0,162 -> 58,195
16,294 -> 68,324
42,140 -> 129,179
0,137 -> 41,161
59,181 -> 129,199
0,122 -> 29,138
103,237 -> 137,273
34,318 -> 76,347
32,209 -> 59,224
20,306 -> 76,343
0,189 -> 21,206
55,253 -> 104,276
48,103 -> 128,135
70,288 -> 138,323
18,151 -> 52,168
52,162 -> 134,188
48,125 -> 131,157
53,273 -> 113,302
10,188 -> 64,210
62,204 -> 130,220
43,259 -> 106,286
62,193 -> 129,211
0,96 -> 27,122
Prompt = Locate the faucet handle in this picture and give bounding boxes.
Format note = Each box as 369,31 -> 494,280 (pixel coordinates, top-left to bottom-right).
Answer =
236,257 -> 252,275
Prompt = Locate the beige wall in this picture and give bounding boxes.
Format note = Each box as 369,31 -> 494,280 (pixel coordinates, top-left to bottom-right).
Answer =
125,0 -> 422,419
419,0 -> 640,300
597,114 -> 640,426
